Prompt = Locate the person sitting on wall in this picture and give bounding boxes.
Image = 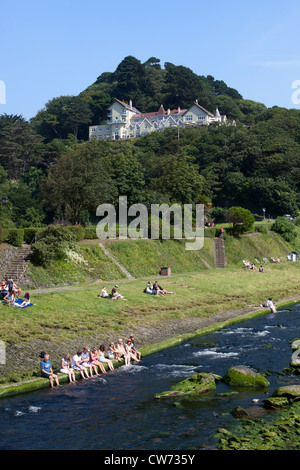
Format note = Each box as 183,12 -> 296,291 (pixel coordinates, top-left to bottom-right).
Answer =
40,353 -> 60,388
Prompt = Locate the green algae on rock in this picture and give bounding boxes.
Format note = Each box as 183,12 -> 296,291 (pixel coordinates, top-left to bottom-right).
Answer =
222,366 -> 270,388
272,385 -> 300,400
263,397 -> 290,409
154,372 -> 222,399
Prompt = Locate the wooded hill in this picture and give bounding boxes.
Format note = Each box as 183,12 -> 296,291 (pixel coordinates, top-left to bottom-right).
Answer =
0,56 -> 299,229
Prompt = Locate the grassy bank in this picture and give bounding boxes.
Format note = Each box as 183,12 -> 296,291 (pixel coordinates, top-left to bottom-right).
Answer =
22,228 -> 300,289
0,260 -> 300,385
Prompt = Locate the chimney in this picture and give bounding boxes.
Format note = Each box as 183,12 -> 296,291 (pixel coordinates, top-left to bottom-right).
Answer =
178,107 -> 181,114
129,99 -> 132,108
167,109 -> 170,115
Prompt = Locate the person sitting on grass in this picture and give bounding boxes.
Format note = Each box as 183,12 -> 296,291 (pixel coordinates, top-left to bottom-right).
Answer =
98,344 -> 114,371
153,281 -> 175,295
0,281 -> 8,299
89,347 -> 106,374
99,286 -> 110,299
111,285 -> 127,300
19,292 -> 31,308
71,350 -> 90,379
3,290 -> 15,307
60,354 -> 76,383
40,353 -> 60,388
7,277 -> 21,298
145,281 -> 154,294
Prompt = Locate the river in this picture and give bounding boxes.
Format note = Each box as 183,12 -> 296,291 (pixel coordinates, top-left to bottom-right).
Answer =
0,303 -> 299,450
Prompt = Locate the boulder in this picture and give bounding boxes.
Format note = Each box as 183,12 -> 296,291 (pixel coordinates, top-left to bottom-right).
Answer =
272,385 -> 300,400
230,406 -> 249,418
223,366 -> 270,388
263,397 -> 290,409
154,372 -> 220,399
290,340 -> 300,368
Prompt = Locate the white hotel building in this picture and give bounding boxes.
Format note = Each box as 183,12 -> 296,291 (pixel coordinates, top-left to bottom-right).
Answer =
89,98 -> 226,141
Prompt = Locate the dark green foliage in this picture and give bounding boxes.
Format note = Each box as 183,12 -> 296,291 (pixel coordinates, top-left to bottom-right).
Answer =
227,206 -> 255,235
2,228 -> 24,247
31,224 -> 76,266
1,56 -> 300,229
272,217 -> 297,242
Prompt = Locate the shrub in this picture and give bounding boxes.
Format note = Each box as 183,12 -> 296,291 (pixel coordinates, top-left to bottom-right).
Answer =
3,228 -> 24,247
23,227 -> 39,244
226,207 -> 255,236
31,224 -> 76,266
67,225 -> 85,241
84,226 -> 97,239
271,217 -> 297,242
255,225 -> 268,234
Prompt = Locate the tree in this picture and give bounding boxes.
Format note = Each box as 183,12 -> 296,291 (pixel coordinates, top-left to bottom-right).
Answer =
0,116 -> 42,178
227,206 -> 255,235
32,95 -> 93,141
42,141 -> 117,225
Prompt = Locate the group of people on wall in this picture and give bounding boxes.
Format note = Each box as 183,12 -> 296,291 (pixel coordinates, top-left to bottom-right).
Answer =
40,335 -> 141,387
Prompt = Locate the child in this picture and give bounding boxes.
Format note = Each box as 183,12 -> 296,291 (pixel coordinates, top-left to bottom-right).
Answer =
60,354 -> 76,383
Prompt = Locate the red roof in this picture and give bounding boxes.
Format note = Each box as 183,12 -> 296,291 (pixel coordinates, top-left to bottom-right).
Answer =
131,105 -> 187,120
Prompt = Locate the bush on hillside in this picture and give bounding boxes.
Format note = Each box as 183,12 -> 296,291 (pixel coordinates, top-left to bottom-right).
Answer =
31,224 -> 76,266
226,206 -> 255,236
2,228 -> 24,247
271,217 -> 297,242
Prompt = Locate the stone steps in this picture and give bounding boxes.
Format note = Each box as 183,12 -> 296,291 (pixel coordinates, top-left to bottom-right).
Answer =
4,244 -> 32,282
214,237 -> 226,268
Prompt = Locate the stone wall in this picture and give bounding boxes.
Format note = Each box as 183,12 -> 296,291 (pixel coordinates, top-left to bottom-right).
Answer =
0,244 -> 18,280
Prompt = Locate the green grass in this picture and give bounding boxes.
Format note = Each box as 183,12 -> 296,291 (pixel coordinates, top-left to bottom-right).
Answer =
1,262 -> 300,346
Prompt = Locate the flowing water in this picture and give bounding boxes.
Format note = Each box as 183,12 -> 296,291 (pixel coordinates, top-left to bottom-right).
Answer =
0,304 -> 300,450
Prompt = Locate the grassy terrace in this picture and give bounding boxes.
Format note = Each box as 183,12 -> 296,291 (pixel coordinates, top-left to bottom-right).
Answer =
1,262 -> 300,346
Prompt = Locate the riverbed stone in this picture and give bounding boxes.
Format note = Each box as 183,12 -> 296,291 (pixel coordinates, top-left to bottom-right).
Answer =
291,339 -> 300,350
154,372 -> 220,399
230,406 -> 249,418
222,366 -> 270,388
290,340 -> 300,368
272,385 -> 300,400
263,397 -> 290,409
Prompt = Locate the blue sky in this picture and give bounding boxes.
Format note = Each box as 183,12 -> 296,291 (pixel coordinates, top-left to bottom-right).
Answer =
1,0 -> 300,120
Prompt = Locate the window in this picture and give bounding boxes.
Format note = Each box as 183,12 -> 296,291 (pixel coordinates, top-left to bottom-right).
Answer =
185,115 -> 193,122
198,114 -> 206,120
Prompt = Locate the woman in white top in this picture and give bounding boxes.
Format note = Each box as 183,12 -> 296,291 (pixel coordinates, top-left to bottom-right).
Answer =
60,354 -> 76,383
71,350 -> 90,379
125,339 -> 141,363
116,339 -> 131,366
98,344 -> 114,371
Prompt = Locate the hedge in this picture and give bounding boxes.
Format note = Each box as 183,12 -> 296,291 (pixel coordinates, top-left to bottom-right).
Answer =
1,228 -> 24,247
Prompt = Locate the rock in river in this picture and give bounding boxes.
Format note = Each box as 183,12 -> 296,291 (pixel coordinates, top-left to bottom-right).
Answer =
222,366 -> 270,388
154,372 -> 222,399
